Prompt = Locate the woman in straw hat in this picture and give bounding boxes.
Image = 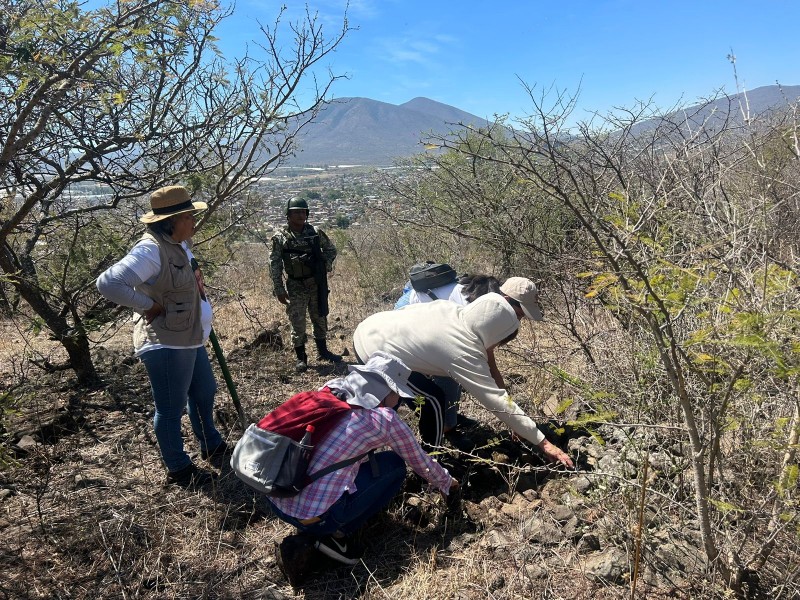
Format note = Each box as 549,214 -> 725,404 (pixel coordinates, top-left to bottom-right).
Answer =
97,186 -> 227,489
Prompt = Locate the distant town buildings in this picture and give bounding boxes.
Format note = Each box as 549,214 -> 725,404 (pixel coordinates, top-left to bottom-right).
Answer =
56,165 -> 410,240
250,166 -> 377,232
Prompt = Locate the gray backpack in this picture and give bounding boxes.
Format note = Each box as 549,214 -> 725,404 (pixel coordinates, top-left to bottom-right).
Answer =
231,423 -> 371,498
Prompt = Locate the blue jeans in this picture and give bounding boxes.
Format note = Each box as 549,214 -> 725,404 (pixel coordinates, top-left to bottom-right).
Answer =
268,451 -> 407,536
141,346 -> 223,472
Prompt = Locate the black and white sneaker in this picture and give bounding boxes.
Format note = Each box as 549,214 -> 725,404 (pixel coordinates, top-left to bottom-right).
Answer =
314,534 -> 363,565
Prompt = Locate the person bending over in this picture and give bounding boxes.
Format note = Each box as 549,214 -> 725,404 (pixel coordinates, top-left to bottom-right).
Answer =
394,272 -> 506,433
355,278 -> 573,468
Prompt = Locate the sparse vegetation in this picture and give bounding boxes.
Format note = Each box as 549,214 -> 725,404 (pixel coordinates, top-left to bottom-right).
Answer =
1,3 -> 798,597
375,86 -> 800,598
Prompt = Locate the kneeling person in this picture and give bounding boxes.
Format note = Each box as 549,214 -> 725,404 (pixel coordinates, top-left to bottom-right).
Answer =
267,352 -> 458,585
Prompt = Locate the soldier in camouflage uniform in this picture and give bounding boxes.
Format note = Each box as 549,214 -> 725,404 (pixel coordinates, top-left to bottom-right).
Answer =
269,197 -> 341,372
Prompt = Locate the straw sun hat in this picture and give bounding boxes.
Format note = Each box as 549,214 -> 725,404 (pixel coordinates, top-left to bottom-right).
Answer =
140,186 -> 208,224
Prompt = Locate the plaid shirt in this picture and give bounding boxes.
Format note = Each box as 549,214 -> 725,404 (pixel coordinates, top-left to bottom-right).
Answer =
270,406 -> 452,520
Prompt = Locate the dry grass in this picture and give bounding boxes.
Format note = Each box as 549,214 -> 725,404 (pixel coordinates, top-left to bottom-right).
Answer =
0,242 -> 786,600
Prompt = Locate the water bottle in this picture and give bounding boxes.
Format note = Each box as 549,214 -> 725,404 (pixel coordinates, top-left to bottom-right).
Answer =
292,425 -> 315,491
299,424 -> 315,459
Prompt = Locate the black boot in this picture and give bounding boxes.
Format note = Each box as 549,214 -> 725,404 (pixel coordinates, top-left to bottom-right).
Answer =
315,339 -> 342,363
294,346 -> 308,373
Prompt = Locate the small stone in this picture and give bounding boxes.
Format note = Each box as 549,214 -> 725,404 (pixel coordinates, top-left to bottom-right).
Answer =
550,504 -> 574,522
519,516 -> 564,544
572,475 -> 592,494
584,547 -> 629,584
481,528 -> 513,548
15,435 -> 39,452
491,452 -> 511,464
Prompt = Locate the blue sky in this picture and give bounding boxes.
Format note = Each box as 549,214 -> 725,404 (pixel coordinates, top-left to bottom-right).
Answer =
213,0 -> 798,122
74,1 -> 798,121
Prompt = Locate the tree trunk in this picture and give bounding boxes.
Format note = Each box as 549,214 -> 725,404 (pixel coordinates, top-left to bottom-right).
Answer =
0,245 -> 99,388
61,331 -> 100,388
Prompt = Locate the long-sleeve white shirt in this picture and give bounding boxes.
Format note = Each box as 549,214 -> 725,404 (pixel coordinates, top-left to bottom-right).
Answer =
354,293 -> 546,445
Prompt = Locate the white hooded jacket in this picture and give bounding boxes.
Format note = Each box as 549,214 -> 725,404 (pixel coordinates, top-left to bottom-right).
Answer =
353,293 -> 546,445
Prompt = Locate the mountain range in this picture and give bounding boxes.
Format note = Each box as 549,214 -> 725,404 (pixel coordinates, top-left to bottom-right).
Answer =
288,96 -> 490,166
288,85 -> 800,167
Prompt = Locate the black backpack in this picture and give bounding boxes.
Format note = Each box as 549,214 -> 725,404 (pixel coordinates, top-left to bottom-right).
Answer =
408,262 -> 457,298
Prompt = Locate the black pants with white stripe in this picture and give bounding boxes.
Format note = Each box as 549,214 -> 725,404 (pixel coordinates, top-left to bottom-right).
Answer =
404,372 -> 447,449
354,351 -> 446,450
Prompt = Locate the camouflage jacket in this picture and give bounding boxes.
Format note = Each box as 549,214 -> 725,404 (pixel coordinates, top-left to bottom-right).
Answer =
269,223 -> 337,295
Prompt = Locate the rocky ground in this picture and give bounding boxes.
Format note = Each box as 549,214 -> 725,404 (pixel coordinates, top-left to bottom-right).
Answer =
0,321 -> 716,599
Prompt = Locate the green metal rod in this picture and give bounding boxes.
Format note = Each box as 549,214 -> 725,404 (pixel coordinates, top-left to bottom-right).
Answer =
208,327 -> 249,431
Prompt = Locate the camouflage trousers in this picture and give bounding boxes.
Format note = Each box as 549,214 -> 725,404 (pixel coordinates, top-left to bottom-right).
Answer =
285,277 -> 328,347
